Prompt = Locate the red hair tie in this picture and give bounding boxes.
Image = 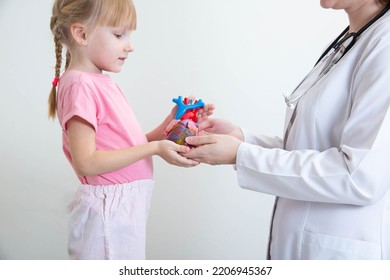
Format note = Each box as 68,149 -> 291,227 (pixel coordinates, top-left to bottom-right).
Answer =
52,77 -> 60,87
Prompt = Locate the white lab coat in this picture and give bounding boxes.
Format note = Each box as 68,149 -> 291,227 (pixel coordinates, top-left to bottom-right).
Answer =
235,12 -> 390,259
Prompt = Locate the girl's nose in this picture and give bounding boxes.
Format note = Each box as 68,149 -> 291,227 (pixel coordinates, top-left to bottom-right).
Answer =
125,42 -> 134,53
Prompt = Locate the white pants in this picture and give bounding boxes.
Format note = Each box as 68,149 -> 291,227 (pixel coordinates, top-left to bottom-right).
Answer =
67,180 -> 154,260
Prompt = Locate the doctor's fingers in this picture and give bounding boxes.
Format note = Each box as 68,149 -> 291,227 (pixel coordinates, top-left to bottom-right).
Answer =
197,103 -> 215,118
183,135 -> 215,163
185,135 -> 237,165
185,135 -> 216,146
184,145 -> 215,164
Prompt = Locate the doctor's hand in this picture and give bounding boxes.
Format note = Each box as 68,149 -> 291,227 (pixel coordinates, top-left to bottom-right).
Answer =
195,118 -> 244,141
184,134 -> 242,165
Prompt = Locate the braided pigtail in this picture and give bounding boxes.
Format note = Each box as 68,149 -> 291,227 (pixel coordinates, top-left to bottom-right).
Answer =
48,19 -> 63,119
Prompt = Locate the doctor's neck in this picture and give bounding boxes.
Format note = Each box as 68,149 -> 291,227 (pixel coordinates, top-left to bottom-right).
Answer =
346,1 -> 387,32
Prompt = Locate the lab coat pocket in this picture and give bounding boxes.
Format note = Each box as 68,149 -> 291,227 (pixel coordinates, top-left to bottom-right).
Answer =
301,231 -> 381,260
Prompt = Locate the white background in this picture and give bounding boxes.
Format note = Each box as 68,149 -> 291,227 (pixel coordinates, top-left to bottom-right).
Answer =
0,0 -> 346,259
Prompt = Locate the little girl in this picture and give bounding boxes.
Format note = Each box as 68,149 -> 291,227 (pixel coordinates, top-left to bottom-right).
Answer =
48,0 -> 212,260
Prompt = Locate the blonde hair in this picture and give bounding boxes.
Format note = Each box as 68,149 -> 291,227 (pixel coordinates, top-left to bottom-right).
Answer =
48,0 -> 137,119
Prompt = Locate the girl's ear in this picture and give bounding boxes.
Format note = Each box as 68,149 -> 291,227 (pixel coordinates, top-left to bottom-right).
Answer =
70,23 -> 88,46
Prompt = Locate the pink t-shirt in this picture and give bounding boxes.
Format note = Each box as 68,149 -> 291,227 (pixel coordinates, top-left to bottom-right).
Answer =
57,70 -> 153,185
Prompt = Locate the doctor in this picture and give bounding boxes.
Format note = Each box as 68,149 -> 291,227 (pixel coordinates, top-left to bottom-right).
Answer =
185,0 -> 390,259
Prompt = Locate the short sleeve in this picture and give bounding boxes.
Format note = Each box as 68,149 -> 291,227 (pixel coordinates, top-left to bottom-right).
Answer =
59,81 -> 98,131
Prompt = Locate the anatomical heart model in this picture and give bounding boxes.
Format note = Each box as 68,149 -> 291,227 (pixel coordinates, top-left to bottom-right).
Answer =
164,96 -> 204,146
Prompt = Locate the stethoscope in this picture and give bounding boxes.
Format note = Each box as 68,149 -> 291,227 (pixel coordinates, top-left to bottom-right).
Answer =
284,3 -> 390,110
282,3 -> 390,148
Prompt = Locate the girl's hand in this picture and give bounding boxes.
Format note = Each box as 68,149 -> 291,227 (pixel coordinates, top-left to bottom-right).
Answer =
156,140 -> 200,167
184,134 -> 242,165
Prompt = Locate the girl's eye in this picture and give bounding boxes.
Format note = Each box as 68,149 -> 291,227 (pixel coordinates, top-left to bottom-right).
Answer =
114,34 -> 122,39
